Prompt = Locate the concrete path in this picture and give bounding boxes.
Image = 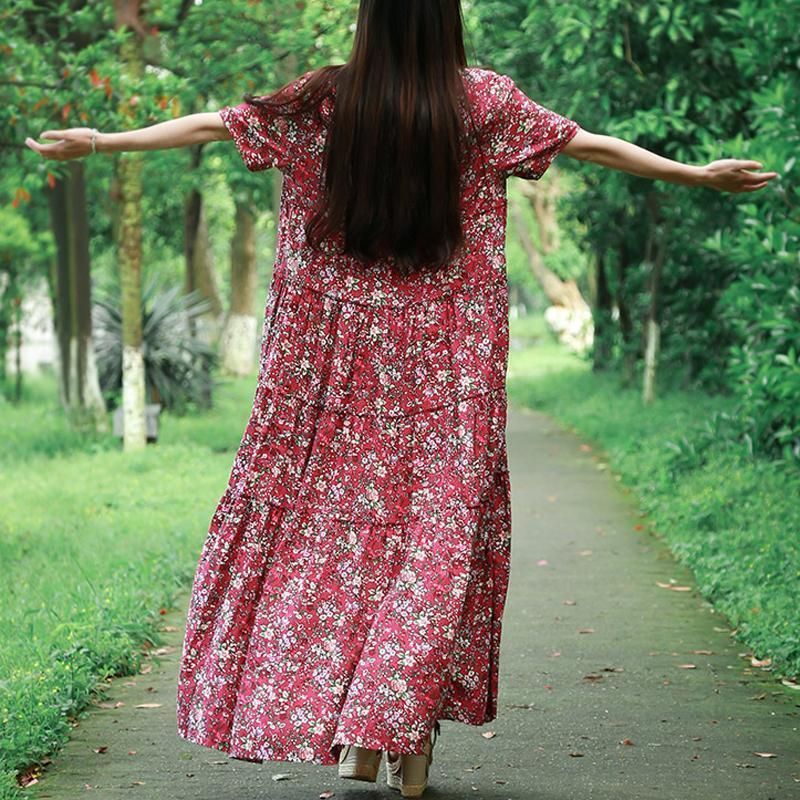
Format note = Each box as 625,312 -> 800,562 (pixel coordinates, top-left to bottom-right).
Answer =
32,405 -> 799,800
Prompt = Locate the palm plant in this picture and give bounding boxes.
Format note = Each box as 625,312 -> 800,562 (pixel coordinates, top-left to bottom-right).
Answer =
93,280 -> 218,413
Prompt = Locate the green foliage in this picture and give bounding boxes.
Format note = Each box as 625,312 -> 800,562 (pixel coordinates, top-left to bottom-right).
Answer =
471,0 -> 799,462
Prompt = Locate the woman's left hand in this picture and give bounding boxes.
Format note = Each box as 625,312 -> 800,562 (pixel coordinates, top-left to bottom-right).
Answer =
25,128 -> 96,161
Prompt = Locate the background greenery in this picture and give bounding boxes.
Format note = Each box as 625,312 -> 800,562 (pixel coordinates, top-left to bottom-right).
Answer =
0,0 -> 797,796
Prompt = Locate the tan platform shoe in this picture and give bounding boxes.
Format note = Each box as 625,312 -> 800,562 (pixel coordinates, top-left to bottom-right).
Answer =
385,721 -> 440,798
337,743 -> 383,782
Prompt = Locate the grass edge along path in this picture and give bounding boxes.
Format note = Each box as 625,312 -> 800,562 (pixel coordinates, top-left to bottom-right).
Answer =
506,338 -> 800,689
0,373 -> 257,800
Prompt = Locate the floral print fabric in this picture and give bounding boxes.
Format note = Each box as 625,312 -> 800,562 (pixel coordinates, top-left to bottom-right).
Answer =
176,67 -> 580,765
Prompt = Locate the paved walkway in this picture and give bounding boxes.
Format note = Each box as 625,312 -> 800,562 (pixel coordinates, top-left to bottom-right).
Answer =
33,406 -> 799,800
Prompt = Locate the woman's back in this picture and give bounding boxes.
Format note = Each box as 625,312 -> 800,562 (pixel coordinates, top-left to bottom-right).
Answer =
212,66 -> 580,521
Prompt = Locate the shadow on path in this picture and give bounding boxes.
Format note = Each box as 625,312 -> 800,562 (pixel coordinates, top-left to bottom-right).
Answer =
33,405 -> 799,799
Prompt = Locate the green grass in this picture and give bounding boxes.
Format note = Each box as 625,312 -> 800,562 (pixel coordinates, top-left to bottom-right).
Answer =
507,319 -> 800,685
0,372 -> 257,799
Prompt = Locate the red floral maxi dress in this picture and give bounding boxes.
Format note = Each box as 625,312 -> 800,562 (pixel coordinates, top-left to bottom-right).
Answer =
176,66 -> 581,765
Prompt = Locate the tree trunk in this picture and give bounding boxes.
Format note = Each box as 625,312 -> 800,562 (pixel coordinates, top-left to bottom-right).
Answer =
46,160 -> 109,432
184,177 -> 223,345
220,197 -> 259,375
591,251 -> 613,371
518,176 -> 561,255
642,193 -> 667,405
509,196 -> 588,311
616,237 -> 637,387
115,5 -> 147,451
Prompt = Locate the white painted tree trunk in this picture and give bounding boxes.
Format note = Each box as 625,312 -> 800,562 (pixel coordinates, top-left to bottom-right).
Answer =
220,312 -> 258,376
642,318 -> 660,404
122,344 -> 147,451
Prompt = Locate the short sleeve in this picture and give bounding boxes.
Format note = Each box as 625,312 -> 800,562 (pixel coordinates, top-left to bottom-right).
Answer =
487,74 -> 581,180
218,102 -> 294,172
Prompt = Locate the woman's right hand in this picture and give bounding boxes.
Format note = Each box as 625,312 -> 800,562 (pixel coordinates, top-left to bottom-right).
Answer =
702,159 -> 779,193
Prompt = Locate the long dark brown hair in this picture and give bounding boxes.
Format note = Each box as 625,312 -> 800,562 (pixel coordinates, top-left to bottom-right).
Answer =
243,0 -> 473,276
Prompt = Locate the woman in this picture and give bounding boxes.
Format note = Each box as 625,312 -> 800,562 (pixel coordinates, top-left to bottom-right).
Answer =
26,1 -> 776,797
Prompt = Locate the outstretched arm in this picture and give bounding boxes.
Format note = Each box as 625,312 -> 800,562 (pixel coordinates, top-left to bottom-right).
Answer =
25,111 -> 231,160
561,129 -> 778,193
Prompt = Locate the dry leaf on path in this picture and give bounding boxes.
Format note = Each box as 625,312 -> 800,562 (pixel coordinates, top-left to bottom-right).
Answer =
750,656 -> 772,667
134,703 -> 162,708
537,559 -> 548,566
578,628 -> 595,634
568,751 -> 584,757
677,664 -> 697,669
481,731 -> 496,739
692,649 -> 713,655
320,792 -> 335,799
562,599 -> 576,605
753,752 -> 778,758
93,746 -> 108,754
620,738 -> 635,746
272,773 -> 294,781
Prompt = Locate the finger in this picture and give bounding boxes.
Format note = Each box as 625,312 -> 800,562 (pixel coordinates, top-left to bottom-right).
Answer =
736,160 -> 765,170
739,169 -> 778,179
742,182 -> 769,192
41,130 -> 68,140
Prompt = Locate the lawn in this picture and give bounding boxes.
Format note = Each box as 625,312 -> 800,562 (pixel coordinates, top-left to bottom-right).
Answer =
506,319 -> 800,686
0,372 -> 257,799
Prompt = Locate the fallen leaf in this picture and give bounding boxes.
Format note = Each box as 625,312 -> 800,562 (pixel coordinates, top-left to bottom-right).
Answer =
568,751 -> 584,757
578,549 -> 592,556
549,650 -> 562,657
620,738 -> 635,746
579,444 -> 592,452
547,495 -> 557,502
677,664 -> 696,669
152,646 -> 176,656
578,628 -> 595,634
131,780 -> 145,785
134,703 -> 162,708
735,762 -> 756,768
780,679 -> 800,690
139,664 -> 153,674
481,731 -> 496,739
753,752 -> 777,758
692,649 -> 713,655
93,746 -> 108,754
543,684 -> 554,690
601,666 -> 624,672
495,779 -> 507,785
128,751 -> 137,755
583,673 -> 603,682
749,693 -> 767,701
562,599 -> 576,605
320,792 -> 335,799
272,773 -> 293,781
160,625 -> 178,632
655,581 -> 692,591
537,559 -> 548,566
751,656 -> 772,667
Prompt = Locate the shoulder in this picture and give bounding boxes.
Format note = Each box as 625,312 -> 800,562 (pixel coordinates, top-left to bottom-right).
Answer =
463,67 -> 516,125
464,67 -> 514,97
